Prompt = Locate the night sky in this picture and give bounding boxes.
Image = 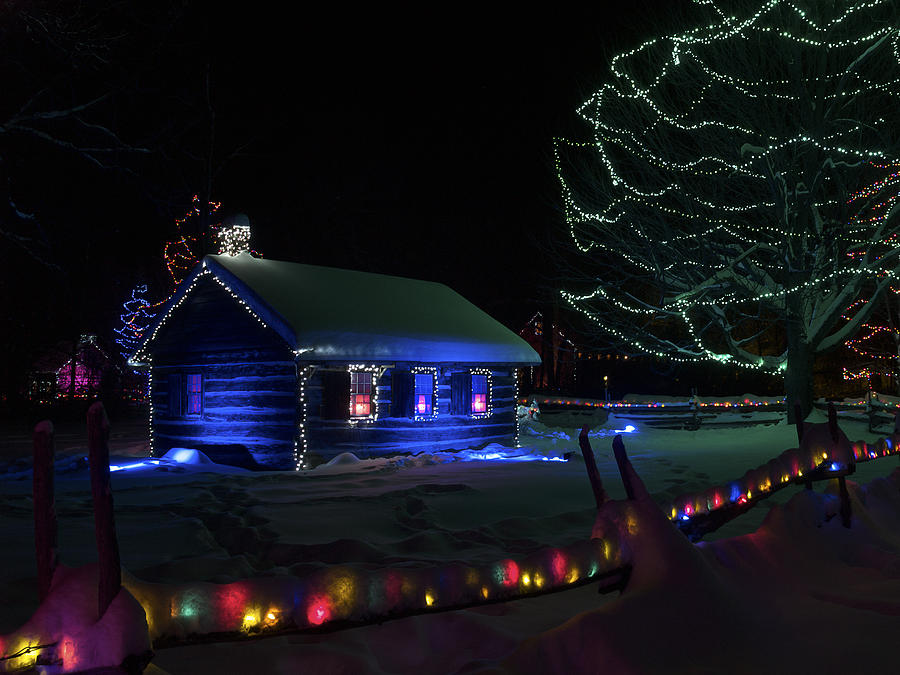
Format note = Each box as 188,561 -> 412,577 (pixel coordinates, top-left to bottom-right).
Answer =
3,1 -> 686,398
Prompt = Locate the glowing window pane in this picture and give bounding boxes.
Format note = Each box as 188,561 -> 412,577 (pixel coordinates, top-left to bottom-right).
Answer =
414,373 -> 433,415
350,371 -> 373,418
471,375 -> 487,413
187,373 -> 202,415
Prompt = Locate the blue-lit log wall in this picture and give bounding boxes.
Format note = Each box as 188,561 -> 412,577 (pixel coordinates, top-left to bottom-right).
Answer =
148,278 -> 297,469
304,365 -> 518,462
146,276 -> 523,469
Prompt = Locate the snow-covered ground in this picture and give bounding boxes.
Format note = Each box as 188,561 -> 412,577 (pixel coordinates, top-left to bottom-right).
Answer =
1,404 -> 899,673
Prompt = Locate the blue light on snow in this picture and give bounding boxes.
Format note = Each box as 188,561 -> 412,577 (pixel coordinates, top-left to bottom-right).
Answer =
108,458 -> 162,472
456,449 -> 567,463
613,424 -> 637,434
109,461 -> 148,472
171,448 -> 195,463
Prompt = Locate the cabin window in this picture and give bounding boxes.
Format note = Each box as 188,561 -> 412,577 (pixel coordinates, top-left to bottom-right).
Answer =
350,370 -> 374,418
471,374 -> 488,414
414,371 -> 435,416
450,369 -> 492,417
166,372 -> 202,418
186,373 -> 203,415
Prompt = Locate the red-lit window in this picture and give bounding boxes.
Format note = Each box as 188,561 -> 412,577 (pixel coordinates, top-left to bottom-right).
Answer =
471,374 -> 487,413
350,371 -> 373,417
186,373 -> 203,415
414,373 -> 434,415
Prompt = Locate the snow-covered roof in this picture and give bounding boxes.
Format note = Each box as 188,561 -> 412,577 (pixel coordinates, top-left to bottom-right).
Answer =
139,254 -> 540,365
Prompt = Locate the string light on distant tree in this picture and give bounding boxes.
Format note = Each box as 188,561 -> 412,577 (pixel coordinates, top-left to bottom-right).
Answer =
555,0 -> 900,420
840,163 -> 900,386
114,284 -> 154,364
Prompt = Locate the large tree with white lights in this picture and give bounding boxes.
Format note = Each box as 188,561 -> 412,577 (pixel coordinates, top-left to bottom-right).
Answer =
556,0 -> 900,419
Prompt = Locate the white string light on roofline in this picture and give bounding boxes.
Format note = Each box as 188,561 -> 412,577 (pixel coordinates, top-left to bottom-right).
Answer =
294,365 -> 315,470
514,369 -> 520,448
132,265 -> 293,364
148,366 -> 155,456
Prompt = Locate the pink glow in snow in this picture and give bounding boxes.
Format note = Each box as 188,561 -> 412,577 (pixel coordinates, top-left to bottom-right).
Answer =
495,559 -> 519,587
307,595 -> 332,626
550,550 -> 567,584
216,583 -> 250,628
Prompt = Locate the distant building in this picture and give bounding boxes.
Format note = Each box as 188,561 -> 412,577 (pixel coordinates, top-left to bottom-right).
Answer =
131,253 -> 540,470
28,335 -> 122,404
518,312 -> 577,392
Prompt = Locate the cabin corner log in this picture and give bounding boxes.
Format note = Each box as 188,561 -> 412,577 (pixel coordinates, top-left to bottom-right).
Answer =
578,426 -> 607,509
33,420 -> 57,603
87,401 -> 122,618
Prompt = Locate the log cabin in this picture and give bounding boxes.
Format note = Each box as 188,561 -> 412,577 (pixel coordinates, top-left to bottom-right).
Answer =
131,251 -> 540,469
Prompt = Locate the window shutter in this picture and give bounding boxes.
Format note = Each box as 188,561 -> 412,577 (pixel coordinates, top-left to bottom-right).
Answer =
168,373 -> 182,417
391,370 -> 413,417
450,372 -> 472,415
322,370 -> 351,420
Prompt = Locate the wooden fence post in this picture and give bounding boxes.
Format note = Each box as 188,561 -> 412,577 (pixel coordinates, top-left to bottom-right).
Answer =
33,421 -> 57,603
827,402 -> 853,528
612,435 -> 637,500
87,401 -> 121,618
578,426 -> 607,509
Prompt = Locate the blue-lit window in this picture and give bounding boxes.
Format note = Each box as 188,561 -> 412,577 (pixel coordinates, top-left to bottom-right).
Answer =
186,373 -> 203,415
414,372 -> 434,415
471,374 -> 487,413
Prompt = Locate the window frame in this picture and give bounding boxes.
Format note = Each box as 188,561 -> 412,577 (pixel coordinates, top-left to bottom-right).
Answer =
348,365 -> 379,423
411,366 -> 438,420
185,372 -> 203,417
166,371 -> 204,418
469,368 -> 492,419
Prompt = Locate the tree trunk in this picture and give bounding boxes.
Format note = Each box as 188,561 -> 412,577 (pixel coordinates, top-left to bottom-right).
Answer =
785,326 -> 814,424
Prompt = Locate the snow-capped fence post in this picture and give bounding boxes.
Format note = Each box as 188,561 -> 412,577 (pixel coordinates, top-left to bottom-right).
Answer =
87,401 -> 122,618
828,403 -> 853,529
32,420 -> 57,602
578,426 -> 607,509
612,435 -> 637,500
867,398 -> 877,433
